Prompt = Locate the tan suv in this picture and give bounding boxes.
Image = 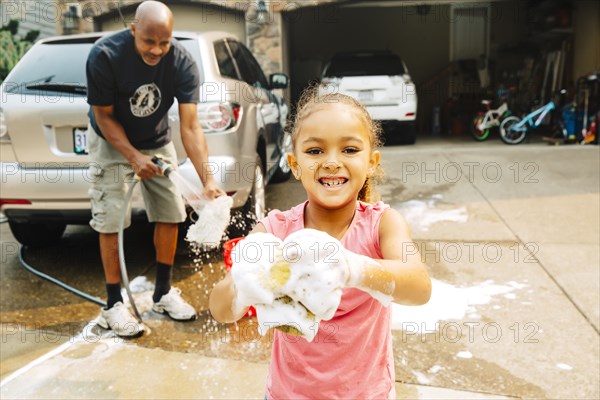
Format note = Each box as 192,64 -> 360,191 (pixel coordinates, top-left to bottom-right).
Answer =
0,31 -> 291,246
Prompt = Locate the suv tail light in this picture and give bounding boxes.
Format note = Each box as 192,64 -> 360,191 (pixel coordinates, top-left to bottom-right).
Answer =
0,107 -> 10,144
0,199 -> 31,206
198,102 -> 241,133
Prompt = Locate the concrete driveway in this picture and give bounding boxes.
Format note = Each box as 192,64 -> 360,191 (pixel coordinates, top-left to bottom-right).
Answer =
1,137 -> 598,399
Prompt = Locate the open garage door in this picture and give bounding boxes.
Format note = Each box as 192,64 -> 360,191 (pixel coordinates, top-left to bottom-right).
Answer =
283,2 -> 452,104
282,1 -> 455,141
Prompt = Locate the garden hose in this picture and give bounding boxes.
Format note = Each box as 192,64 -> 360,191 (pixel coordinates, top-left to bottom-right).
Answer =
119,155 -> 173,322
118,177 -> 142,321
17,155 -> 172,323
17,245 -> 107,307
17,178 -> 150,320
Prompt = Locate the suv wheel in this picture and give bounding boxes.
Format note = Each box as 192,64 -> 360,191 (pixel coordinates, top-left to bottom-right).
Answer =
228,156 -> 266,238
8,221 -> 66,247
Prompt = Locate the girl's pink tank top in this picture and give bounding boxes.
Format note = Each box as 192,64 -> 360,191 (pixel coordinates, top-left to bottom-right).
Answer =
260,200 -> 396,400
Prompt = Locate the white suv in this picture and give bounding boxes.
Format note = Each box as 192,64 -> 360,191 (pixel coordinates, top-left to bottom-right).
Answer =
321,51 -> 417,144
0,31 -> 291,246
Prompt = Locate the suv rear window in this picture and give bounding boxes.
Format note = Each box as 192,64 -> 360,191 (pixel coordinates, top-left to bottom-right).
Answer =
4,41 -> 94,94
323,53 -> 406,77
178,38 -> 204,81
4,36 -> 203,95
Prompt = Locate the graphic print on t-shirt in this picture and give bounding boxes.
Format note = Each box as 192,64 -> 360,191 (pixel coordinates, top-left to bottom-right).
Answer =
130,83 -> 162,117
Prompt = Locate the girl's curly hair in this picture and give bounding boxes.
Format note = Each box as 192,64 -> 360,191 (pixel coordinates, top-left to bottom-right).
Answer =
288,84 -> 384,203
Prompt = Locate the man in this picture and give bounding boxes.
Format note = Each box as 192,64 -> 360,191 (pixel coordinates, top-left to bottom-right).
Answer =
86,0 -> 224,337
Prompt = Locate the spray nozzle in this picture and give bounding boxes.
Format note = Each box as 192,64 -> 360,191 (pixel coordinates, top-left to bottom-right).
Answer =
151,154 -> 173,177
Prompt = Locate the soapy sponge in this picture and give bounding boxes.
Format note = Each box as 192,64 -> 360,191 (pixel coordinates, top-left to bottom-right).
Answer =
186,196 -> 233,248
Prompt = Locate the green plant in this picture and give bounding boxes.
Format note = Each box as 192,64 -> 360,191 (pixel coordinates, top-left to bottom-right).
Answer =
0,20 -> 39,83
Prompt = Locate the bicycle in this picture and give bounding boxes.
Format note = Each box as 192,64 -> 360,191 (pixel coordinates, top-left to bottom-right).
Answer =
499,90 -> 567,145
471,88 -> 514,141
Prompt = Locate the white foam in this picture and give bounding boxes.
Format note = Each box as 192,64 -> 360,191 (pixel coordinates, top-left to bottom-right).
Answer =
230,233 -> 283,308
556,363 -> 573,370
428,365 -> 443,374
230,229 -> 356,342
186,196 -> 233,248
255,300 -> 317,340
397,197 -> 468,231
391,279 -> 526,332
128,276 -> 154,293
280,229 -> 348,320
413,371 -> 431,384
456,350 -> 473,359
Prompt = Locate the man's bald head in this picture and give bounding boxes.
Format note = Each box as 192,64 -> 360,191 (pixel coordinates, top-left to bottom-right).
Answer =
134,0 -> 173,30
130,1 -> 174,66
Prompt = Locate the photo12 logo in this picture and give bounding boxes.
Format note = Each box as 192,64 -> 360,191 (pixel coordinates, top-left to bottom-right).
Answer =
399,161 -> 540,184
401,321 -> 541,344
403,241 -> 540,265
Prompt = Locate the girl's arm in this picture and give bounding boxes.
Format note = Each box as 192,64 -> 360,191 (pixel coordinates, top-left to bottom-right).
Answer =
374,208 -> 432,305
208,223 -> 268,323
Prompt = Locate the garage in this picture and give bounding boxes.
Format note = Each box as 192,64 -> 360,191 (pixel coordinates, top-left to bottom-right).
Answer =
281,0 -> 599,142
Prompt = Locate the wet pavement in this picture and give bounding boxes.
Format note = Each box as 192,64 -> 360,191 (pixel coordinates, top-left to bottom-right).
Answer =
1,135 -> 599,399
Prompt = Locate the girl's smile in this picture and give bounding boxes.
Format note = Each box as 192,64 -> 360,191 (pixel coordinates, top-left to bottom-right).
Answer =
319,176 -> 348,188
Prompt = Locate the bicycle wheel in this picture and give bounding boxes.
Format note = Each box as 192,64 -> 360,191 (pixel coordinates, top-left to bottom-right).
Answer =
471,115 -> 490,141
499,116 -> 526,144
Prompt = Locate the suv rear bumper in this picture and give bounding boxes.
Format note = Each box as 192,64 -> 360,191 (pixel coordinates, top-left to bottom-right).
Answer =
1,155 -> 255,224
366,104 -> 417,122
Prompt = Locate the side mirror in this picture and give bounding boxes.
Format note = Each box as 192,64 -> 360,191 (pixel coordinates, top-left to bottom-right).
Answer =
270,73 -> 289,89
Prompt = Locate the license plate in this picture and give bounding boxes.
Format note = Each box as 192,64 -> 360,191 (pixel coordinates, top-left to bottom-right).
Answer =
73,128 -> 88,155
358,90 -> 373,102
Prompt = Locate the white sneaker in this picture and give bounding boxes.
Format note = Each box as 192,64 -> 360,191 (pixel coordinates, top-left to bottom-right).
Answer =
152,287 -> 197,321
97,302 -> 144,338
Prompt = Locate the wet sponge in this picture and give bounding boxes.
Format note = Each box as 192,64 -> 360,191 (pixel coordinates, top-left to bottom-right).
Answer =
230,230 -> 347,342
186,196 -> 233,248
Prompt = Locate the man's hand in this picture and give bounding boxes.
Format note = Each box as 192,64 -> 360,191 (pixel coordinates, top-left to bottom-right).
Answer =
130,153 -> 161,179
202,180 -> 226,200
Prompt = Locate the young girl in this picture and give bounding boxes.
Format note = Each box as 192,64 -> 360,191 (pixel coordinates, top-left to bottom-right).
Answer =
209,87 -> 431,399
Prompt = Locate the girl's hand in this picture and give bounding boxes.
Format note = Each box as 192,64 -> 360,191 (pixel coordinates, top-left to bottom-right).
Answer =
229,233 -> 285,313
282,229 -> 395,308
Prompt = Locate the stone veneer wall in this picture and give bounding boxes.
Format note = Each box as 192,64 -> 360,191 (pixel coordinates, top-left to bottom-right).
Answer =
241,0 -> 339,76
246,15 -> 282,77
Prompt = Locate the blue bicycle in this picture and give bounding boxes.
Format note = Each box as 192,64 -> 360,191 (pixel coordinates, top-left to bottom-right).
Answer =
499,90 -> 567,145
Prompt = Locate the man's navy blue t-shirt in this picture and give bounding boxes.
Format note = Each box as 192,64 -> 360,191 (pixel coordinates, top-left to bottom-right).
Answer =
86,29 -> 200,150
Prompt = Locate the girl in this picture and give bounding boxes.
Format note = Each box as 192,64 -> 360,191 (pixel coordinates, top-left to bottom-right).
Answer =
209,87 -> 431,399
